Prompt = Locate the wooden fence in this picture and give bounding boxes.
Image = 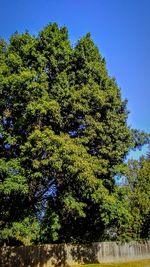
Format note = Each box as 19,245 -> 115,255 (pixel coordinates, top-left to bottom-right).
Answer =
0,240 -> 150,267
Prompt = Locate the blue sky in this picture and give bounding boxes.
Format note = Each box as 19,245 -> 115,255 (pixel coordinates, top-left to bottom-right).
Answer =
0,0 -> 150,158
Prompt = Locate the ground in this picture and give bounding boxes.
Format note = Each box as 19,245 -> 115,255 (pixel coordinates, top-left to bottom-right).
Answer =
76,259 -> 150,267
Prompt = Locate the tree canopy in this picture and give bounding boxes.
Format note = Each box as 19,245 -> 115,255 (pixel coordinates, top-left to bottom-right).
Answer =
0,23 -> 149,245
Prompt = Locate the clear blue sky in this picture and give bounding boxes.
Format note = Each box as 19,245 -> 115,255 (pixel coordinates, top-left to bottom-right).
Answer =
0,0 -> 150,158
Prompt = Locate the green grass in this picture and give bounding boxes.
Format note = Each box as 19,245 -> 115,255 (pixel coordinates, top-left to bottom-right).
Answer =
77,259 -> 150,267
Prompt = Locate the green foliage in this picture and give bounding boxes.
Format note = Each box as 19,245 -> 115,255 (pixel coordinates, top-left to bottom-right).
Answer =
0,217 -> 40,245
0,23 -> 149,245
126,156 -> 150,239
0,159 -> 28,194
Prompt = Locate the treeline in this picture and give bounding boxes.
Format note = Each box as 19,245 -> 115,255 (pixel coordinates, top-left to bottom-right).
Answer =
0,23 -> 149,246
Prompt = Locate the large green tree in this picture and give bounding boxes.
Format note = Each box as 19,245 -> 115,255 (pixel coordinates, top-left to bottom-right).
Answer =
0,23 -> 148,245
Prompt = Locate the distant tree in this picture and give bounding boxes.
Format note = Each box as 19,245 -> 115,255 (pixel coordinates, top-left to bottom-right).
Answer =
126,155 -> 150,239
0,23 -> 148,245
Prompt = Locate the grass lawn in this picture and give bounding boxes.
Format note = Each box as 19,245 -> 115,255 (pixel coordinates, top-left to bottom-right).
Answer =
78,259 -> 150,267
